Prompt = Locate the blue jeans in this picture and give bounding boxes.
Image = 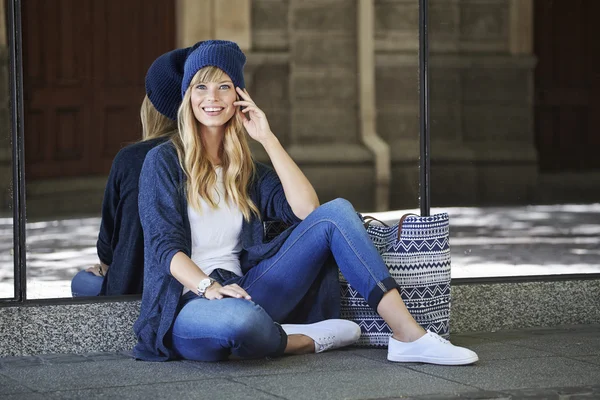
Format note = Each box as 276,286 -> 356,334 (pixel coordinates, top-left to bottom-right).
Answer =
71,270 -> 104,297
171,198 -> 398,361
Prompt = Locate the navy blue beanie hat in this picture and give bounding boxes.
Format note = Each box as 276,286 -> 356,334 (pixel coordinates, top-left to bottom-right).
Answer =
145,41 -> 203,121
181,40 -> 246,98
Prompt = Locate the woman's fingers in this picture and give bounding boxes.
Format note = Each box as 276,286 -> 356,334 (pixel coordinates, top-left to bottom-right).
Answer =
207,284 -> 251,300
236,86 -> 252,101
219,284 -> 252,299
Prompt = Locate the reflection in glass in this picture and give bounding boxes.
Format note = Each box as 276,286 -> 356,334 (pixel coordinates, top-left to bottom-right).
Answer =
428,0 -> 600,279
0,107 -> 13,303
1,15 -> 14,297
22,0 -> 175,299
20,1 -> 426,299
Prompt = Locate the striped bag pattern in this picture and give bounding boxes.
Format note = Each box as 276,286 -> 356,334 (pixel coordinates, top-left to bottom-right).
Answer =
340,213 -> 451,347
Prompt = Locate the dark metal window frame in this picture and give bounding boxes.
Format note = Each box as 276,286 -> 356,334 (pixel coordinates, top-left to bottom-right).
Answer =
2,0 -> 597,305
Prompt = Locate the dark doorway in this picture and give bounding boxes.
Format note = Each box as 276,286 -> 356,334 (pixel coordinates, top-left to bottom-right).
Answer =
22,0 -> 175,180
534,0 -> 600,172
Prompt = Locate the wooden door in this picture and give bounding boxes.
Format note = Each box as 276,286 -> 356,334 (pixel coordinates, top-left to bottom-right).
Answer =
22,0 -> 175,179
534,0 -> 600,172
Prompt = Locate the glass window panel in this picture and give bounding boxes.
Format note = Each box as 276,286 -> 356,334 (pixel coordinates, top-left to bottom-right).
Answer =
429,0 -> 600,279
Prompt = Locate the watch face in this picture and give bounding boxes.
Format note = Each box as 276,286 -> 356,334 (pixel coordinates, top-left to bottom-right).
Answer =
198,278 -> 213,293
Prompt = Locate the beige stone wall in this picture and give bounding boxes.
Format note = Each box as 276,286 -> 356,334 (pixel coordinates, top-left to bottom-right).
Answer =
174,0 -> 539,210
372,0 -> 537,207
0,0 -> 544,214
176,0 -> 251,50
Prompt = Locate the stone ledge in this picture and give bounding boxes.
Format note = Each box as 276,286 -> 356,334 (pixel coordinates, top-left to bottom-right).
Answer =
1,277 -> 598,357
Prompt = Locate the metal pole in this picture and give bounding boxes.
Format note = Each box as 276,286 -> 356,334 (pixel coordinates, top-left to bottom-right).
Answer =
7,0 -> 27,301
419,0 -> 431,216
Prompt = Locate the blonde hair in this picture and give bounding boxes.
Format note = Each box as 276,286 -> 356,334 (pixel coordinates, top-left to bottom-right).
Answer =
140,95 -> 178,141
173,66 -> 259,221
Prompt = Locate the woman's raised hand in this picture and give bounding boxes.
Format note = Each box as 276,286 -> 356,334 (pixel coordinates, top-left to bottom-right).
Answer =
234,87 -> 275,145
203,282 -> 252,301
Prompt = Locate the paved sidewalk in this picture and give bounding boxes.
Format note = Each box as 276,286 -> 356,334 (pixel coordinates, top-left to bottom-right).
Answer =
0,325 -> 599,399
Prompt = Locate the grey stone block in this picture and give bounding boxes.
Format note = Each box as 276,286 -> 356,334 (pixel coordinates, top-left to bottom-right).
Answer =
462,106 -> 532,142
476,164 -> 537,204
0,373 -> 33,395
573,356 -> 600,366
430,164 -> 478,205
252,0 -> 289,31
292,0 -> 356,32
375,66 -> 419,106
184,349 -> 389,378
459,0 -> 508,52
291,109 -> 358,142
445,334 -> 555,361
0,307 -> 22,357
19,302 -> 138,356
389,163 -> 419,210
450,282 -> 600,333
38,354 -> 91,364
0,359 -> 220,391
461,69 -> 531,106
407,391 -> 509,400
409,357 -> 600,391
378,111 -> 419,143
291,72 -> 357,108
291,35 -> 356,70
302,165 -> 375,212
429,0 -> 461,52
0,356 -> 44,368
487,330 -> 600,358
375,0 -> 419,35
55,378 -> 280,400
247,64 -> 289,109
235,366 -> 475,399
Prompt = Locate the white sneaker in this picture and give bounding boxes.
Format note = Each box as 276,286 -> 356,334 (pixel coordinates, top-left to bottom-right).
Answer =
387,330 -> 479,365
282,319 -> 361,353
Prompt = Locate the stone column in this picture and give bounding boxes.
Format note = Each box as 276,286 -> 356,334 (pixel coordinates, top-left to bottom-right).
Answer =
287,0 -> 375,210
176,0 -> 251,50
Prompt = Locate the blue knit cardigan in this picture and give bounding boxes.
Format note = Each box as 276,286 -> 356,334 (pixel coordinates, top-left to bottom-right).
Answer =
133,141 -> 308,361
97,137 -> 168,295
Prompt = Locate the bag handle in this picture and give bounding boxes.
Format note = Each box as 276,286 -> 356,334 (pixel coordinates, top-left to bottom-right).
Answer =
397,213 -> 418,240
363,213 -> 419,240
362,215 -> 389,228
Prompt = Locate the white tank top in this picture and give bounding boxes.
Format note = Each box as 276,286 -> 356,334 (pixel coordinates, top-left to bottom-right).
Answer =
183,166 -> 243,295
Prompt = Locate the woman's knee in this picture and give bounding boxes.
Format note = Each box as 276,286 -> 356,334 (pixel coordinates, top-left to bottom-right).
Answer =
226,302 -> 274,342
313,198 -> 358,224
174,299 -> 272,343
71,270 -> 103,297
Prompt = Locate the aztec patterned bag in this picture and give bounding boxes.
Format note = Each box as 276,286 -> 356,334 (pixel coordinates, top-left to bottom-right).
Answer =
339,213 -> 451,347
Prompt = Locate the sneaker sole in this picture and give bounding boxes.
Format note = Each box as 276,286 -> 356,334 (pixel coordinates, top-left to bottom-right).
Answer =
387,354 -> 479,366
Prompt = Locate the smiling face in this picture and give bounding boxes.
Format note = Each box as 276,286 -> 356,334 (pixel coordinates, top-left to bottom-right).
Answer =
189,67 -> 238,131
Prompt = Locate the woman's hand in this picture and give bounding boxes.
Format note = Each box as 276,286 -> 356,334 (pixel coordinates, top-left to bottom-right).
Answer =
86,263 -> 108,277
234,87 -> 275,145
203,282 -> 252,301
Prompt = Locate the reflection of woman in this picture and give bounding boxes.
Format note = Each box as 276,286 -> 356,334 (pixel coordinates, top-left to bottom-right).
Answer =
71,45 -> 198,297
134,40 -> 478,365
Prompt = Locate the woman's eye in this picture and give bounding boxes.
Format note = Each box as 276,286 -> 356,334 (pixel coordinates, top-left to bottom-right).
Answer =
195,84 -> 206,90
220,84 -> 231,90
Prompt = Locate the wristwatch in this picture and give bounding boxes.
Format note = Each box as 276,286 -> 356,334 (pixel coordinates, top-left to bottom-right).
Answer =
197,278 -> 216,297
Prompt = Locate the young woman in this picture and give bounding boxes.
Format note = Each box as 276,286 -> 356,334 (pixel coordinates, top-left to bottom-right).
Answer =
134,40 -> 478,365
71,44 -> 200,297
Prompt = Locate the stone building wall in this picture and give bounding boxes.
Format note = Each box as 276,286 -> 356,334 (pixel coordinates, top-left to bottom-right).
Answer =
373,0 -> 537,208
248,0 -> 538,210
0,0 -> 544,215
